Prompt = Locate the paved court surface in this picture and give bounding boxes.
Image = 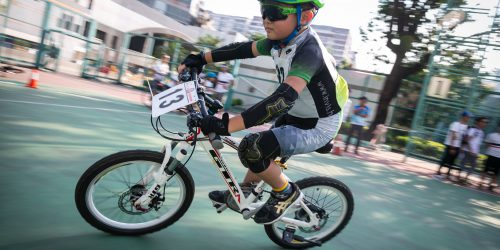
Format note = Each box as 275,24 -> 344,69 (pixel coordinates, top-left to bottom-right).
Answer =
0,76 -> 499,250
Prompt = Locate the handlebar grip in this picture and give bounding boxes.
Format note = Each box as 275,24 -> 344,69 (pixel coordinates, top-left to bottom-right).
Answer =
209,133 -> 224,150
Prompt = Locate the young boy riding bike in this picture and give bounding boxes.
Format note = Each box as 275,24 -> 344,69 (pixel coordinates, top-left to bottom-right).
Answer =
178,0 -> 349,225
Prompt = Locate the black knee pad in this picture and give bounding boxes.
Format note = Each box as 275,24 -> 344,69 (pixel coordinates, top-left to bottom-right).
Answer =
238,131 -> 280,173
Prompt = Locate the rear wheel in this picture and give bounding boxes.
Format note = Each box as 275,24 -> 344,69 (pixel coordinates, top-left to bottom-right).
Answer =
265,177 -> 354,248
75,150 -> 195,235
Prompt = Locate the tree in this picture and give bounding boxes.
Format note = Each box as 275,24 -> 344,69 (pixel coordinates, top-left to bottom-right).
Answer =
361,0 -> 466,130
196,34 -> 222,48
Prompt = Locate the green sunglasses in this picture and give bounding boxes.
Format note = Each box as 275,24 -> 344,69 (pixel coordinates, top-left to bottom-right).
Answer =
261,4 -> 297,22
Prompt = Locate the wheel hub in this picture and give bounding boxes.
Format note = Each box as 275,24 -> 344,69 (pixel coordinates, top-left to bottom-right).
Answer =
118,184 -> 165,214
294,201 -> 328,232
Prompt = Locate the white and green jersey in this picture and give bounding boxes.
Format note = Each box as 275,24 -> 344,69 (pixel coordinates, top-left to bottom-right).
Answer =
256,27 -> 349,119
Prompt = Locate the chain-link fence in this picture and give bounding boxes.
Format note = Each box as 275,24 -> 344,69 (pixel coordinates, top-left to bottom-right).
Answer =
406,1 -> 500,162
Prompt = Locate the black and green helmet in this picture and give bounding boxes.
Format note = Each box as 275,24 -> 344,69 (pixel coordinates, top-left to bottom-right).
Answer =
259,0 -> 325,8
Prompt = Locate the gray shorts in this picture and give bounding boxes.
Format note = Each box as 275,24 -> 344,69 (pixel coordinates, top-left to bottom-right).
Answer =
271,112 -> 342,158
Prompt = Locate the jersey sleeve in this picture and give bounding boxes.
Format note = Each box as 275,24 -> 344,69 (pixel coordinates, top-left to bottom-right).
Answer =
449,122 -> 459,132
256,39 -> 272,56
288,41 -> 324,83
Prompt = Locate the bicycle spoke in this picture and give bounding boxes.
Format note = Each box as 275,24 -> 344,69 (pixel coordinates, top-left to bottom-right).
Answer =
116,168 -> 132,188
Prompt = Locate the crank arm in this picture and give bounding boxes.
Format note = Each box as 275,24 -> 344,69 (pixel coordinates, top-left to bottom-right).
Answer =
293,235 -> 322,247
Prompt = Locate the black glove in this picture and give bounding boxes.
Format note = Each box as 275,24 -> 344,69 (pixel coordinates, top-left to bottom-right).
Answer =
181,53 -> 206,74
200,113 -> 230,136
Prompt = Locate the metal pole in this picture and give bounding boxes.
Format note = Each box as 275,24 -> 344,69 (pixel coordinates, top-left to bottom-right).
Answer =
361,75 -> 369,97
171,39 -> 181,67
55,33 -> 64,72
145,32 -> 155,57
81,19 -> 97,78
0,0 -> 11,59
403,23 -> 446,163
2,0 -> 11,28
117,32 -> 131,84
223,59 -> 241,110
35,2 -> 52,68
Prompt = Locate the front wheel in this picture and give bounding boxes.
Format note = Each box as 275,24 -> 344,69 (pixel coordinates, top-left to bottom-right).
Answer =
265,176 -> 354,248
75,150 -> 195,235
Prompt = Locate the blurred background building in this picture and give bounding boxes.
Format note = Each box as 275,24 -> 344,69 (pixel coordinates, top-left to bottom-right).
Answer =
208,12 -> 355,65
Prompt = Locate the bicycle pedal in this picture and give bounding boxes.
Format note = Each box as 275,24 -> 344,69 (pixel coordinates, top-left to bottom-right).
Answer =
282,227 -> 295,243
212,201 -> 228,213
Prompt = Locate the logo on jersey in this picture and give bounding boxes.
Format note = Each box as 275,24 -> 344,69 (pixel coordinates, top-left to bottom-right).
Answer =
271,44 -> 297,84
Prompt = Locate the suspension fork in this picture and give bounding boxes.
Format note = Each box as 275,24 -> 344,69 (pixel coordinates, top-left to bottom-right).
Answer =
134,140 -> 190,209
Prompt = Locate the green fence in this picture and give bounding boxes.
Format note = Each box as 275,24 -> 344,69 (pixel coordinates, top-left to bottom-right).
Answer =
406,1 -> 500,162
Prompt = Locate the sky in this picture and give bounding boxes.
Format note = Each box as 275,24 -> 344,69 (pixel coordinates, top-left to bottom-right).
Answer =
202,0 -> 500,73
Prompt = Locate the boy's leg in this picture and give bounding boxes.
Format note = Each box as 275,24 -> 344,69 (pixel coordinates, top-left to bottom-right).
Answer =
344,125 -> 354,152
254,161 -> 287,188
253,116 -> 340,224
456,150 -> 467,178
237,131 -> 301,224
243,163 -> 287,188
437,146 -> 450,175
463,152 -> 476,180
447,147 -> 458,176
243,170 -> 261,184
491,173 -> 498,189
354,125 -> 362,153
485,156 -> 499,188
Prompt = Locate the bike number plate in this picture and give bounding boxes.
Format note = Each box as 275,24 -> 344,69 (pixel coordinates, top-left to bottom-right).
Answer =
152,81 -> 199,117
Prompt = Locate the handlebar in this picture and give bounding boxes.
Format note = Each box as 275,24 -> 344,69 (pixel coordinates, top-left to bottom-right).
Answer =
182,67 -> 224,150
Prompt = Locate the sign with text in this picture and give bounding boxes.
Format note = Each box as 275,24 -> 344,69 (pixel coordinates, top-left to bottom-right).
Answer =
427,76 -> 451,99
152,81 -> 198,117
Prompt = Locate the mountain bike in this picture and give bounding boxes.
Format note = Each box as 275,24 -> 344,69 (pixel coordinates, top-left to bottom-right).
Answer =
75,68 -> 354,248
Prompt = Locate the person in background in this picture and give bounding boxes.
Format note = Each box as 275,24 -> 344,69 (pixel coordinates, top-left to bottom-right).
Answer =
458,116 -> 488,183
344,96 -> 370,154
204,72 -> 218,89
480,123 -> 499,190
213,64 -> 234,102
435,111 -> 471,178
151,55 -> 170,93
369,124 -> 388,151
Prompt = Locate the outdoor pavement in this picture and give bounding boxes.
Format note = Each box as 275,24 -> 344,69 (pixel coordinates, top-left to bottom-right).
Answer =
0,68 -> 499,250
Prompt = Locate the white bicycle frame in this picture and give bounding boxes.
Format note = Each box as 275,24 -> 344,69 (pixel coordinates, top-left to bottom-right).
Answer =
134,130 -> 320,228
135,74 -> 319,228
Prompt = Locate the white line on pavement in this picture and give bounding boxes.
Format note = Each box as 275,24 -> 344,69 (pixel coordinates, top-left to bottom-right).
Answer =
52,91 -> 115,102
0,99 -> 152,114
0,80 -> 19,86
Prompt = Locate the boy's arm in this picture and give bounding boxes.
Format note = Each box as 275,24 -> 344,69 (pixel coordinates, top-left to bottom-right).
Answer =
228,76 -> 306,132
204,39 -> 272,63
353,106 -> 369,117
232,42 -> 321,129
360,107 -> 369,118
179,39 -> 272,73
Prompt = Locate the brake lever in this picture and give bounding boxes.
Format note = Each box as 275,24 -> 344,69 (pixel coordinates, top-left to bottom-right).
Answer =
186,112 -> 203,133
179,70 -> 191,82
